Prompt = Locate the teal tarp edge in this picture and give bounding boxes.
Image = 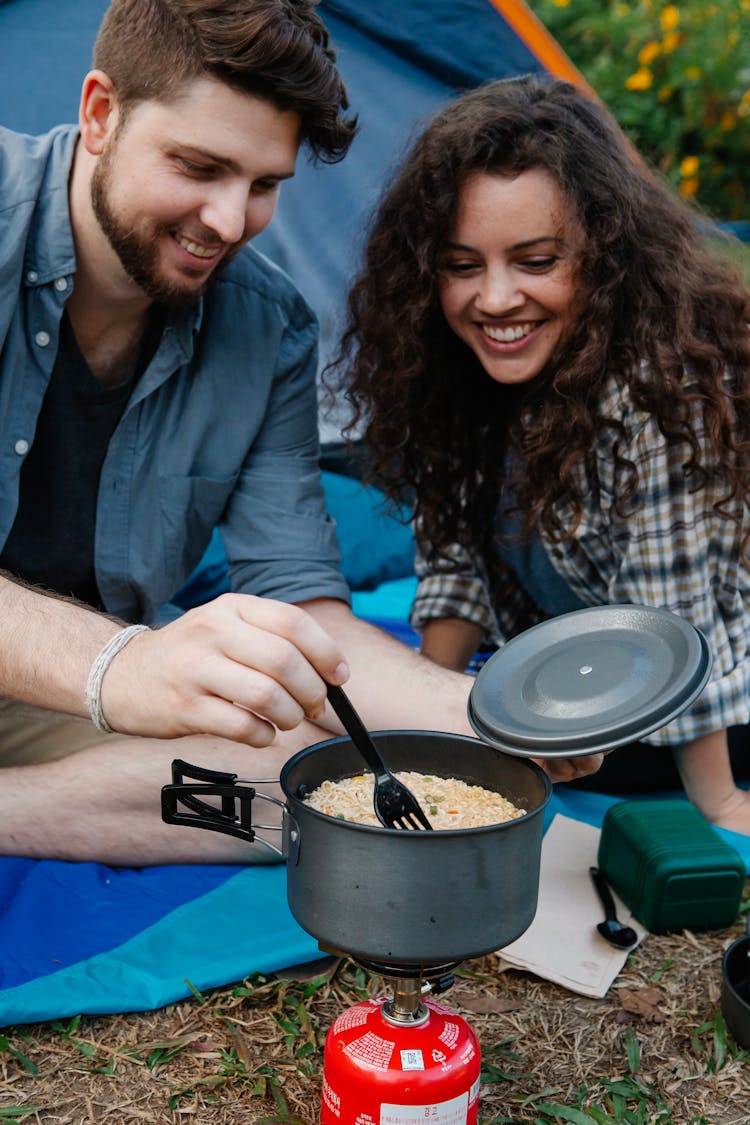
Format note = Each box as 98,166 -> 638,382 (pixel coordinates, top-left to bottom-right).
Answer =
0,865 -> 319,1028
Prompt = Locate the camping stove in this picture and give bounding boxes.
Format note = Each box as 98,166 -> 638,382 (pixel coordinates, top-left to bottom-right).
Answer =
321,958 -> 480,1125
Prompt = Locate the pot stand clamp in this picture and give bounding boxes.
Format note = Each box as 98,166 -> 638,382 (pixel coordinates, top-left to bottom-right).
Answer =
161,758 -> 284,857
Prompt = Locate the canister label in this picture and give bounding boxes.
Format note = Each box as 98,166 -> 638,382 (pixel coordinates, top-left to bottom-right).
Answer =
380,1091 -> 469,1124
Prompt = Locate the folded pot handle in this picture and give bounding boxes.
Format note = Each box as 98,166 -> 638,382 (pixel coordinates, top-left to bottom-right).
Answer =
161,758 -> 285,859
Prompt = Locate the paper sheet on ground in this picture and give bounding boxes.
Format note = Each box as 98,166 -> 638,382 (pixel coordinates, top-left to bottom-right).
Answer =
497,814 -> 647,998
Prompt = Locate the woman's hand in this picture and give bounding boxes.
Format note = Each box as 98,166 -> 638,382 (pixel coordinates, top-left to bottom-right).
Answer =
706,788 -> 750,835
533,753 -> 604,783
673,729 -> 750,835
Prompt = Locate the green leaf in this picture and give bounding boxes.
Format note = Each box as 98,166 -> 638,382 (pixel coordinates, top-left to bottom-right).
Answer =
712,1015 -> 729,1070
70,1039 -> 95,1059
535,1103 -> 599,1124
2,1043 -> 39,1077
183,978 -> 206,1002
255,1117 -> 308,1125
625,1027 -> 641,1074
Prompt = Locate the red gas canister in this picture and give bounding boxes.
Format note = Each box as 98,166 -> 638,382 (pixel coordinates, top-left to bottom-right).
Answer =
321,995 -> 480,1125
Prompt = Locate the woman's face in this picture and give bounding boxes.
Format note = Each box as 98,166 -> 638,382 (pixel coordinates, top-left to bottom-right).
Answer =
438,168 -> 580,386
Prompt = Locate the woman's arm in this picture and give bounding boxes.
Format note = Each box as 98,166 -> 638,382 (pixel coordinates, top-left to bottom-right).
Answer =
673,729 -> 750,833
421,617 -> 484,672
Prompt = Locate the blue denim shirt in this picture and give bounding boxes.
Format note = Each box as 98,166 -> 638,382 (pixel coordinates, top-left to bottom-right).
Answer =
0,124 -> 350,623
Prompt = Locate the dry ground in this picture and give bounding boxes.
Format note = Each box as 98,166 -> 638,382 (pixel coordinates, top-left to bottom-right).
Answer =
1,894 -> 748,1125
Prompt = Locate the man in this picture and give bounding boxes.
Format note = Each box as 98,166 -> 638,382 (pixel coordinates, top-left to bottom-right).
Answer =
0,0 -> 598,867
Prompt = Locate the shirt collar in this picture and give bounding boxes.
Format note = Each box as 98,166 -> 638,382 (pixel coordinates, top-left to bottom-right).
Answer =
23,125 -> 78,288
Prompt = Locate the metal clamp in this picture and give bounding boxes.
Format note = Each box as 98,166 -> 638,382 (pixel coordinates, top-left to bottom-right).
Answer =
161,758 -> 285,858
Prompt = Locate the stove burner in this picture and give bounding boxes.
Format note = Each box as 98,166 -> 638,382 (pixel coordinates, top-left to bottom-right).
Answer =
353,956 -> 462,981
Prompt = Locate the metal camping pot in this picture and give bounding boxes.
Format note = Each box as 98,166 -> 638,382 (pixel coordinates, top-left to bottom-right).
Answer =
162,730 -> 551,966
721,927 -> 750,1049
162,605 -> 712,966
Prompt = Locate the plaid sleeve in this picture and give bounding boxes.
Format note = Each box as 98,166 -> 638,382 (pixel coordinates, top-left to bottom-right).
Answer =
551,379 -> 750,746
409,542 -> 502,642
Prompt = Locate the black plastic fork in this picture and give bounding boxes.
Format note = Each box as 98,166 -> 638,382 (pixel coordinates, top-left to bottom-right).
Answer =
326,685 -> 433,830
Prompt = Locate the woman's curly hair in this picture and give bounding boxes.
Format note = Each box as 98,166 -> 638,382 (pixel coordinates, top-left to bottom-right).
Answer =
335,74 -> 750,574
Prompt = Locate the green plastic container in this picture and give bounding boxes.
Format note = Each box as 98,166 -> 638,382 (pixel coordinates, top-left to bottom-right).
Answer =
597,799 -> 745,933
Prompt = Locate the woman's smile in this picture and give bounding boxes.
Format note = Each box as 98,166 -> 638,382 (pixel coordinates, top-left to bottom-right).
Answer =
439,168 -> 580,386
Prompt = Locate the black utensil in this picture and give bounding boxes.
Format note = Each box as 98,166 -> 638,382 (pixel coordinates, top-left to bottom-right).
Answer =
589,866 -> 638,949
326,684 -> 433,831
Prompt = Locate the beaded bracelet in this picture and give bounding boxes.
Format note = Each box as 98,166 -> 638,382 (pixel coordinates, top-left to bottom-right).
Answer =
85,624 -> 151,734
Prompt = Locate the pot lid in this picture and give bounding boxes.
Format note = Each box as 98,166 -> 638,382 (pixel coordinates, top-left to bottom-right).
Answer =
467,605 -> 712,757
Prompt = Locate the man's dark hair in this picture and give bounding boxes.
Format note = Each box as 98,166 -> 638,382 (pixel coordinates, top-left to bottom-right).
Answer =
93,0 -> 356,162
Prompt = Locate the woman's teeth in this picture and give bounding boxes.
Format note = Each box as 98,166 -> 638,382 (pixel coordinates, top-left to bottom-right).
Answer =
484,322 -> 534,343
176,236 -> 219,259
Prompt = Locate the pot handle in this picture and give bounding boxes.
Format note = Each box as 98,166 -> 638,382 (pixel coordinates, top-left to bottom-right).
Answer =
161,758 -> 285,859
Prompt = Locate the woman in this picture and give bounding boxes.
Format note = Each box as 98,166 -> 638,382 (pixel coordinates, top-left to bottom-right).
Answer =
338,75 -> 750,833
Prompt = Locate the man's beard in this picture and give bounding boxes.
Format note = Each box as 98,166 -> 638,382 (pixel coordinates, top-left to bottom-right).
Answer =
90,147 -> 229,308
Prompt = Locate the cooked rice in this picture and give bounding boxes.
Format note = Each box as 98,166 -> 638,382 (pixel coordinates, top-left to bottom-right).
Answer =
305,770 -> 526,829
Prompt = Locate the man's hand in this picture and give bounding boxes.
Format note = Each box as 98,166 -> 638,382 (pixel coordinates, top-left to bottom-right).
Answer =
100,593 -> 350,745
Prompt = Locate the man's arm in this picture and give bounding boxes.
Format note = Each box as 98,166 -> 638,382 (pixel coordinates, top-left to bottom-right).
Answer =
302,598 -> 602,783
0,575 -> 348,745
0,574 -> 122,713
0,577 -> 600,780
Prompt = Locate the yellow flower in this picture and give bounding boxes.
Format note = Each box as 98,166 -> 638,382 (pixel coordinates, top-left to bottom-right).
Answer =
684,66 -> 702,80
720,109 -> 735,132
680,156 -> 699,177
551,0 -> 571,6
679,177 -> 699,196
625,68 -> 654,91
660,4 -> 680,31
658,84 -> 673,101
638,40 -> 662,65
661,30 -> 682,51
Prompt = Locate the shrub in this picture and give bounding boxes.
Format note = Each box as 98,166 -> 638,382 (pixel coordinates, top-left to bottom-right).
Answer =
532,0 -> 750,220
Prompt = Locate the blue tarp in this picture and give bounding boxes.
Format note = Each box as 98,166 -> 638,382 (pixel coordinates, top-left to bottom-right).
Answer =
2,786 -> 748,1027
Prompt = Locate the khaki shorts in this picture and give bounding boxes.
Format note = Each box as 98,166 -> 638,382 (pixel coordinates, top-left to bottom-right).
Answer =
0,698 -> 136,766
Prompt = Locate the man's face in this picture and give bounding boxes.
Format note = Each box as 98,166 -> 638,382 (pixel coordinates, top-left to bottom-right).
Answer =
90,77 -> 301,305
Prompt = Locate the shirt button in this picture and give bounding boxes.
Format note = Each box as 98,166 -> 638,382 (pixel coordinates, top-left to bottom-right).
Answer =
26,270 -> 38,283
35,331 -> 50,347
14,440 -> 29,456
54,277 -> 68,292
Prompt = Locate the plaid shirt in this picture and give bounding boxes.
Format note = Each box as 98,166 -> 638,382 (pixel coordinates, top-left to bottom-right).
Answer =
411,373 -> 750,746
